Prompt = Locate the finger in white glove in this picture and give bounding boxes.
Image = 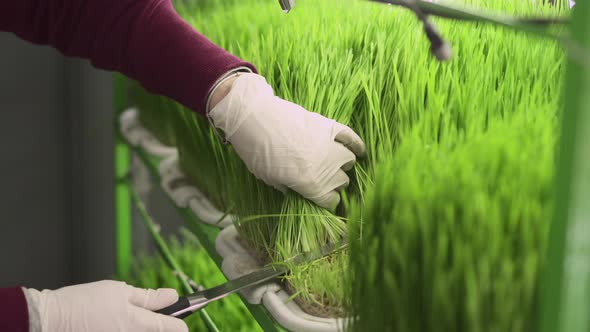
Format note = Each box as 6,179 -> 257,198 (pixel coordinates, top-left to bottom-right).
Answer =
209,73 -> 366,210
25,280 -> 188,332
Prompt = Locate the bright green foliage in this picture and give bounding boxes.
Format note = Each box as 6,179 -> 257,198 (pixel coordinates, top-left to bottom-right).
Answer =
129,231 -> 263,332
173,105 -> 234,211
285,251 -> 349,317
132,0 -> 566,323
350,115 -> 556,331
346,3 -> 565,332
132,81 -> 178,146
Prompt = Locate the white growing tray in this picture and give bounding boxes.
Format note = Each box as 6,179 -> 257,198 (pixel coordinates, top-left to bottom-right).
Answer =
119,108 -> 177,158
119,107 -> 232,228
216,226 -> 347,332
158,154 -> 233,228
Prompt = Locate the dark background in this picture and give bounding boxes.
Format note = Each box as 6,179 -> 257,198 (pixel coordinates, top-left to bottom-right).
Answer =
0,32 -> 116,289
0,32 -> 185,290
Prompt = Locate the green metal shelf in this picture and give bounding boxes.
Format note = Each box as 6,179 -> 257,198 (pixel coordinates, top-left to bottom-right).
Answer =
115,131 -> 287,332
541,2 -> 590,332
129,185 -> 219,332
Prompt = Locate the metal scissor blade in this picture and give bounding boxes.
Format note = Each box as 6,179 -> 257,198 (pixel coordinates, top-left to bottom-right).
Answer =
204,239 -> 349,301
367,0 -> 568,25
157,239 -> 348,318
203,265 -> 287,301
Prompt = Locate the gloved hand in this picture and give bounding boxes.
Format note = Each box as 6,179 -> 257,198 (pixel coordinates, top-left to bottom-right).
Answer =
209,73 -> 366,210
24,280 -> 188,332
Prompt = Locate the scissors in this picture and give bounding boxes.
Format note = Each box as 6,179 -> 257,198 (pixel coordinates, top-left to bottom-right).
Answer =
156,240 -> 349,319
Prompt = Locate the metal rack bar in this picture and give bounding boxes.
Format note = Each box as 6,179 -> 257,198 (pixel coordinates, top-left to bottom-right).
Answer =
114,73 -> 132,279
541,1 -> 590,331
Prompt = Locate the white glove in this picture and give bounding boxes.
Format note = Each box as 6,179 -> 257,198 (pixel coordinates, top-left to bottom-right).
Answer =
24,280 -> 188,332
209,73 -> 366,210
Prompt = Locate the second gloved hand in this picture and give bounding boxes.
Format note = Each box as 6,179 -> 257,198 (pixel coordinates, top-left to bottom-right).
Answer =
209,73 -> 366,210
25,280 -> 188,332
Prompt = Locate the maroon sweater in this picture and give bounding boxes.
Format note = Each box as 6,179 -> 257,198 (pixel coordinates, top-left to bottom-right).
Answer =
0,0 -> 256,115
0,0 -> 257,330
0,287 -> 28,332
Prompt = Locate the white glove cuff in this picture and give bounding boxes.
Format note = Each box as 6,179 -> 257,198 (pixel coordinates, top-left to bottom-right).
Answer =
206,67 -> 253,143
22,288 -> 42,332
208,73 -> 275,140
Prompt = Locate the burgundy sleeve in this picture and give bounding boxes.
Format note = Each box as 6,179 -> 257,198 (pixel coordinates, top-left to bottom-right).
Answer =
0,0 -> 257,115
0,287 -> 29,332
